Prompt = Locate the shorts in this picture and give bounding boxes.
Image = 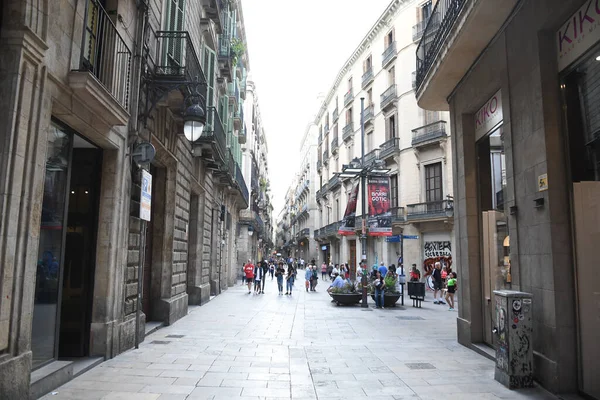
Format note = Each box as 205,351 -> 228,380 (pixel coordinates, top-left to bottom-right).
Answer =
246,277 -> 254,283
433,281 -> 443,290
447,286 -> 456,294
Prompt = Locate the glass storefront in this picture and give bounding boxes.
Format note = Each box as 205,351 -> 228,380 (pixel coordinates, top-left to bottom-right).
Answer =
32,123 -> 72,368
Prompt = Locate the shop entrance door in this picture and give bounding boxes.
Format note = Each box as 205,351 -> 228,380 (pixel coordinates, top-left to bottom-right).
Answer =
59,137 -> 102,357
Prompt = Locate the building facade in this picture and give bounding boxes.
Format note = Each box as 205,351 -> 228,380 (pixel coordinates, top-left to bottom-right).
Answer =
313,0 -> 454,276
415,0 -> 600,397
0,0 -> 265,398
237,78 -> 274,267
277,123 -> 319,263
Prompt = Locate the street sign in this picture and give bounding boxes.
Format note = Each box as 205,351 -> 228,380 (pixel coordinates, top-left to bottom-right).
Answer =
132,142 -> 156,166
404,235 -> 419,239
140,170 -> 152,221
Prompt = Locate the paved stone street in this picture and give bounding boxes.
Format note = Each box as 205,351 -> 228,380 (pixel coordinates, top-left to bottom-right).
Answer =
42,277 -> 556,400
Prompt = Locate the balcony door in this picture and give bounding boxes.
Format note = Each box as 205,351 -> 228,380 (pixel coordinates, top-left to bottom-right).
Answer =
163,0 -> 186,73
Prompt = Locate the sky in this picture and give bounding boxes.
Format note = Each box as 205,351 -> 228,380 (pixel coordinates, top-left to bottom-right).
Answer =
241,0 -> 393,218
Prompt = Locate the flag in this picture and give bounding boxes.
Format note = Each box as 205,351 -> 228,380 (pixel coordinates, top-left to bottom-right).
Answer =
367,176 -> 392,236
338,179 -> 360,235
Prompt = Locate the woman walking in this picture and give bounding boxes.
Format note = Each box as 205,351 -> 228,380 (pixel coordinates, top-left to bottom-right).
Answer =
285,264 -> 296,295
373,271 -> 385,309
321,262 -> 327,280
276,262 -> 285,295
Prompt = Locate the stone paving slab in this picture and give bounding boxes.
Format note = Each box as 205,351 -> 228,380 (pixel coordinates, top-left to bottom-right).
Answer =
41,277 -> 557,399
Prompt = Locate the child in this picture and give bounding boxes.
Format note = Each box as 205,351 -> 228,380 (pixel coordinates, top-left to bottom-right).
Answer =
445,272 -> 457,310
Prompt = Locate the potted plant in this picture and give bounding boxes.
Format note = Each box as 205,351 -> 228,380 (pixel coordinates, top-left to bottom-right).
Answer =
370,273 -> 401,307
329,281 -> 362,306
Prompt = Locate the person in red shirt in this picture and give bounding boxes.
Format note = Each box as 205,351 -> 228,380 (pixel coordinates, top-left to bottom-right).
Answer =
244,259 -> 255,294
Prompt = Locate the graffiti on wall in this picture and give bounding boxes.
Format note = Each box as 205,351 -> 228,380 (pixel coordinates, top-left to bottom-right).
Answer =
423,241 -> 452,279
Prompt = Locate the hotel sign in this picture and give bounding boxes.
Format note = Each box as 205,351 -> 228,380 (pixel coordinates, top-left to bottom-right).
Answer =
475,90 -> 503,140
557,0 -> 600,71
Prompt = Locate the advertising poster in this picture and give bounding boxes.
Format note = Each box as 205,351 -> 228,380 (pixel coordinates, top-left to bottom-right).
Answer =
367,176 -> 392,236
140,170 -> 152,221
338,180 -> 360,235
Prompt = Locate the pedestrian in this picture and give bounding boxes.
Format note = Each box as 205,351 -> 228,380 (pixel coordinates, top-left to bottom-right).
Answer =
332,264 -> 339,279
321,262 -> 327,280
270,263 -> 275,280
445,272 -> 457,310
310,265 -> 319,291
261,261 -> 268,293
378,262 -> 388,278
254,262 -> 264,294
327,272 -> 346,294
304,265 -> 312,292
243,260 -> 255,294
285,264 -> 296,295
373,271 -> 385,309
276,262 -> 285,295
432,262 -> 446,305
410,264 -> 421,282
326,263 -> 333,278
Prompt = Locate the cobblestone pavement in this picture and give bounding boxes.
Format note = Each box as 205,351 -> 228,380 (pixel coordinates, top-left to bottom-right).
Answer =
42,276 -> 556,400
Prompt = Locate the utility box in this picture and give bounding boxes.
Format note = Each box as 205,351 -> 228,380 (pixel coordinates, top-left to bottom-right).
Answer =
493,290 -> 534,389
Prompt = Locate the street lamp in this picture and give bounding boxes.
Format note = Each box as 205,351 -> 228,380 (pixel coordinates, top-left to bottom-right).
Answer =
445,195 -> 454,218
183,103 -> 206,142
333,97 -> 390,308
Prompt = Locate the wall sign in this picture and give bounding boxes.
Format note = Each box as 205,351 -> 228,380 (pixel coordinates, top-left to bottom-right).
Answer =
557,0 -> 600,71
538,174 -> 548,192
475,90 -> 503,141
140,170 -> 152,221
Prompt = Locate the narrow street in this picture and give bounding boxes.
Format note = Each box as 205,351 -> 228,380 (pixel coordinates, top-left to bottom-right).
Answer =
42,277 -> 554,400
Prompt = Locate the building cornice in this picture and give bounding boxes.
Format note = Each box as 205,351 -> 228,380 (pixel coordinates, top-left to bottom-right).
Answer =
313,0 -> 410,123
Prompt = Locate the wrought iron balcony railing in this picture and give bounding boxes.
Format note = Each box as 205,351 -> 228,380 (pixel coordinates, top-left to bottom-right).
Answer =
152,31 -> 205,84
416,0 -> 466,91
363,148 -> 380,167
362,67 -> 374,89
411,120 -> 447,146
344,88 -> 354,107
324,221 -> 342,236
331,136 -> 339,154
363,105 -> 374,124
342,122 -> 354,142
323,149 -> 329,164
333,107 -> 339,122
318,132 -> 323,143
317,160 -> 322,171
382,41 -> 397,67
380,84 -> 397,110
328,175 -> 341,191
390,206 -> 406,222
406,200 -> 451,221
77,0 -> 132,109
379,137 -> 400,159
196,107 -> 227,163
234,161 -> 249,207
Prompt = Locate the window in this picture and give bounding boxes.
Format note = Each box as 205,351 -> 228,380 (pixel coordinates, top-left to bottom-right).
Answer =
164,0 -> 186,67
202,46 -> 216,109
348,77 -> 353,91
385,29 -> 394,47
364,55 -> 372,72
346,107 -> 353,124
390,175 -> 398,208
367,89 -> 373,106
334,124 -> 338,137
335,198 -> 340,220
425,162 -> 443,202
421,1 -> 433,22
386,115 -> 396,140
389,66 -> 396,86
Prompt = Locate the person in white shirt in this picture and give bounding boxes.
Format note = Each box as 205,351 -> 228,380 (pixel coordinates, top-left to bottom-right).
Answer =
331,264 -> 340,279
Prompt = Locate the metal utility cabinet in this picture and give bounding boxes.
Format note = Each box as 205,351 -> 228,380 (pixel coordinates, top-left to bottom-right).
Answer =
493,290 -> 534,389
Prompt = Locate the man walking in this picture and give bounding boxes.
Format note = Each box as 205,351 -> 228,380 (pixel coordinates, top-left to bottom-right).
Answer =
244,259 -> 255,294
254,262 -> 265,294
432,262 -> 446,305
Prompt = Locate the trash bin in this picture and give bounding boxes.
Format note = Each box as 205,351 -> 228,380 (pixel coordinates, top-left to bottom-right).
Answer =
493,290 -> 534,389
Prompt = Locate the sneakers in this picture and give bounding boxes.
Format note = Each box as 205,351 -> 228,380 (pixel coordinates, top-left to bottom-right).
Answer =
433,301 -> 440,304
448,307 -> 454,311
284,292 -> 289,295
248,291 -> 251,294
439,301 -> 446,305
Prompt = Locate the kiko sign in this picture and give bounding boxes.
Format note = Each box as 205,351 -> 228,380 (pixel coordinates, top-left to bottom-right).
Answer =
557,0 -> 600,71
475,90 -> 503,140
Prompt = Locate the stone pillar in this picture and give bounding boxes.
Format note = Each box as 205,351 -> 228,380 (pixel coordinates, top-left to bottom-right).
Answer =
0,1 -> 50,397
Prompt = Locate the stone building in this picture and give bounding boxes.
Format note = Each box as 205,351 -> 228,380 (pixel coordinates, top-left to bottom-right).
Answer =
415,0 -> 600,397
0,0 -> 263,398
312,0 -> 454,274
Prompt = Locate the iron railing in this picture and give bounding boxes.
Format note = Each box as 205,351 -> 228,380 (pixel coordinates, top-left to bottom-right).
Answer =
344,88 -> 354,107
325,123 -> 330,133
342,122 -> 354,142
218,33 -> 231,59
153,31 -> 205,83
382,41 -> 397,67
251,156 -> 259,194
198,107 -> 227,161
412,71 -> 417,90
331,136 -> 339,154
379,137 -> 400,159
390,206 -> 406,222
300,228 -> 310,238
406,200 -> 451,220
323,149 -> 329,164
411,120 -> 447,146
381,84 -> 397,110
362,67 -> 374,88
364,105 -> 375,123
333,106 -> 339,122
234,161 -> 249,207
77,0 -> 132,109
324,221 -> 342,236
328,175 -> 341,190
317,160 -> 322,171
363,148 -> 380,167
416,0 -> 467,91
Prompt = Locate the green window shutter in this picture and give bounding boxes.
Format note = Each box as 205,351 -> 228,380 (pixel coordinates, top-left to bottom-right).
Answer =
202,45 -> 216,108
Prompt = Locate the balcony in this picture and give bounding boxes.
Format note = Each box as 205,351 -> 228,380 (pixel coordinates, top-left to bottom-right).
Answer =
69,0 -> 132,125
250,157 -> 259,196
412,71 -> 417,90
299,228 -> 310,238
411,120 -> 447,148
324,221 -> 342,237
317,160 -> 322,172
344,88 -> 354,107
328,175 -> 341,191
228,79 -> 240,107
363,148 -> 380,167
361,67 -> 374,89
325,123 -> 330,133
363,105 -> 374,125
323,149 -> 329,165
333,107 -> 339,122
379,137 -> 400,160
342,122 -> 354,142
415,0 -> 517,110
234,161 -> 249,208
390,206 -> 406,223
382,41 -> 397,68
380,85 -> 397,111
233,103 -> 243,130
240,208 -> 264,233
406,200 -> 452,222
193,107 -> 227,167
331,136 -> 339,155
218,34 -> 232,78
238,126 -> 247,144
